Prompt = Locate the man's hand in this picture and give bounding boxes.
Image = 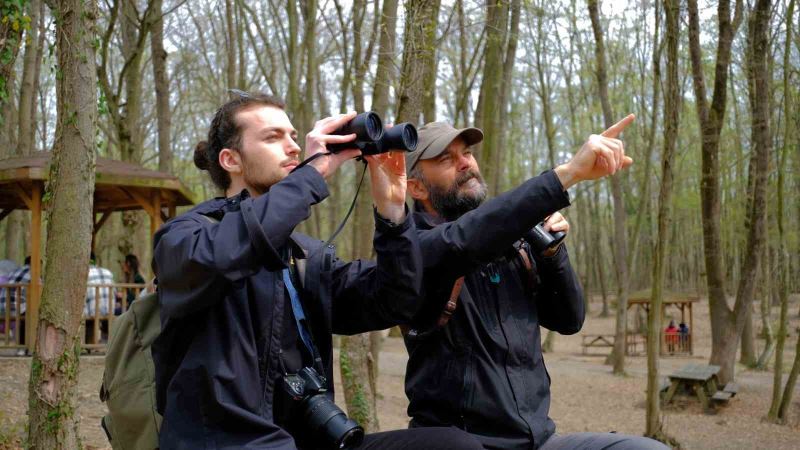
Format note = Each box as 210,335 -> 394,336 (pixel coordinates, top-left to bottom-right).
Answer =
555,114 -> 635,189
364,151 -> 407,223
305,112 -> 361,178
541,212 -> 569,257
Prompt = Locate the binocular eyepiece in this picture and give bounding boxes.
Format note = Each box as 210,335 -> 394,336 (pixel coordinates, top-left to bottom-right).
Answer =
327,112 -> 418,155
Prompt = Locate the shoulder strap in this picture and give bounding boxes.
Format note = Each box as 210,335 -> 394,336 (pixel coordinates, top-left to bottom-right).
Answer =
436,277 -> 465,328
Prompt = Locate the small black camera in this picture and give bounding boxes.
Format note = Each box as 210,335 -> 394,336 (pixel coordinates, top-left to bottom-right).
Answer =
327,112 -> 418,155
529,222 -> 566,255
282,367 -> 364,449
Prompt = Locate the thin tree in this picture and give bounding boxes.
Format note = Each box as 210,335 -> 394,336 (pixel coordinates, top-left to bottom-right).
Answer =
27,0 -> 97,447
588,0 -> 630,376
767,0 -> 796,423
646,0 -> 679,444
150,0 -> 172,173
341,0 -> 381,431
6,0 -> 41,264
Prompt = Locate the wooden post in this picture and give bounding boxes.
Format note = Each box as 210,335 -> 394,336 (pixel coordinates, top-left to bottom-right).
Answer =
27,182 -> 42,352
689,302 -> 694,355
150,190 -> 162,237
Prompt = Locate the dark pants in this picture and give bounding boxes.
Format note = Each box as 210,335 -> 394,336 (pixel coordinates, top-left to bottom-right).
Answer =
358,427 -> 483,449
302,427 -> 483,450
540,432 -> 670,450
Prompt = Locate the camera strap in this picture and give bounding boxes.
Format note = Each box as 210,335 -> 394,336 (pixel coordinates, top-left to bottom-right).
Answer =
283,266 -> 324,374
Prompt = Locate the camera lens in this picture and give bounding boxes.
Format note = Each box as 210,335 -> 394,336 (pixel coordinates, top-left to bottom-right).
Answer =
338,426 -> 365,449
303,394 -> 364,449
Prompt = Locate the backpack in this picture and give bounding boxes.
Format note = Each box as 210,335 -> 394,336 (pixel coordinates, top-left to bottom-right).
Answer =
98,217 -> 315,449
99,292 -> 162,450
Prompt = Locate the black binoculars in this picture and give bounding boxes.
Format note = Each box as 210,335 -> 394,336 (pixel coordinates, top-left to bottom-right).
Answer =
529,222 -> 566,255
327,112 -> 418,155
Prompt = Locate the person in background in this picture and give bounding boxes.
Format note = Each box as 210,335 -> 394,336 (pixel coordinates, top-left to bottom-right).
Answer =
117,253 -> 146,313
665,320 -> 678,354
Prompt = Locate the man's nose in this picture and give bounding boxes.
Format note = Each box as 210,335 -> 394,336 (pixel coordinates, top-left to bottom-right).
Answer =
455,153 -> 471,171
287,138 -> 301,156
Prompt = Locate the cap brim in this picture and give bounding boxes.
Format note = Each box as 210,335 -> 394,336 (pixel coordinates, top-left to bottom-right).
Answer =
407,127 -> 484,170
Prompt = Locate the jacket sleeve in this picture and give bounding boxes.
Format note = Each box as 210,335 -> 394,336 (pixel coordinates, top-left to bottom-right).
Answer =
417,170 -> 571,276
331,209 -> 424,335
153,166 -> 329,319
532,245 -> 585,334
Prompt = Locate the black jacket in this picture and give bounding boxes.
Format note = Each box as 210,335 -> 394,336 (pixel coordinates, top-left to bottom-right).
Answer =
152,165 -> 423,449
404,170 -> 584,449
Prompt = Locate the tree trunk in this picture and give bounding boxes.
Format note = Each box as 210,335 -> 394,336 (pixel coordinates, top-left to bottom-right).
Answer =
646,1 -> 679,442
224,0 -> 236,88
767,0 -> 795,421
372,0 -> 398,118
18,0 -> 40,156
628,0 -> 662,276
687,0 -> 745,385
340,334 -> 379,433
150,0 -> 172,173
421,0 -> 441,123
27,0 -> 97,448
396,0 -> 440,124
726,0 -> 772,384
740,304 -> 757,366
474,0 -> 509,194
754,246 -> 775,369
588,0 -> 629,376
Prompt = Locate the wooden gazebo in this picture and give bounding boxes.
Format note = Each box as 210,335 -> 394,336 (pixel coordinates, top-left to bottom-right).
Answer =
627,289 -> 700,355
0,153 -> 195,350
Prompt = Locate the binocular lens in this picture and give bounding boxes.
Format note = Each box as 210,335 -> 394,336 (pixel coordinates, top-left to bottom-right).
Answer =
399,124 -> 418,150
363,113 -> 383,141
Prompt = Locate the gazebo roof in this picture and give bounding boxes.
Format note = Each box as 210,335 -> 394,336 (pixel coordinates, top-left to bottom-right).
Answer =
0,152 -> 195,212
627,289 -> 701,305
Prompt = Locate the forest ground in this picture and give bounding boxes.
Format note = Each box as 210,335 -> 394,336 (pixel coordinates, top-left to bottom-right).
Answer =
0,295 -> 798,449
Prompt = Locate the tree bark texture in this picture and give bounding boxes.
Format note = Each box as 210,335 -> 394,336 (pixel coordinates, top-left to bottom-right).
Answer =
646,0 -> 679,441
396,0 -> 440,124
27,0 -> 97,448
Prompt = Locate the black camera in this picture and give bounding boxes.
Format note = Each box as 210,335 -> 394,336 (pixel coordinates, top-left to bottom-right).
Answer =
282,367 -> 364,449
327,112 -> 418,155
529,222 -> 566,255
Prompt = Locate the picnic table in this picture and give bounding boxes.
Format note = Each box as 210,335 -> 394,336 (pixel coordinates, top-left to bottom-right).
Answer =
581,334 -> 614,354
662,363 -> 737,411
580,333 -> 646,356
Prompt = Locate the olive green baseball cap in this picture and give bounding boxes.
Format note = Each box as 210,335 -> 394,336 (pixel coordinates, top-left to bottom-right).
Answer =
405,122 -> 484,172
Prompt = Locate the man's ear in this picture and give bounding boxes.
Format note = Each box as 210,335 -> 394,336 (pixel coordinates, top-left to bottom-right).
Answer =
219,148 -> 243,174
407,178 -> 429,202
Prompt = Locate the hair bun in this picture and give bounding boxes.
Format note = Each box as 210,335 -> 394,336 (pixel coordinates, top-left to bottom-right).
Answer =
194,141 -> 210,170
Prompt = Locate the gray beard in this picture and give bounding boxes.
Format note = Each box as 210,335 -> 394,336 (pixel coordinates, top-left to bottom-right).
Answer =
425,171 -> 488,221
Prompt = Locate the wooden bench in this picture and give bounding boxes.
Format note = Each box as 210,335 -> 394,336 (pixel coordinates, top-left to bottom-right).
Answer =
581,334 -> 615,354
723,382 -> 738,397
711,390 -> 733,404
